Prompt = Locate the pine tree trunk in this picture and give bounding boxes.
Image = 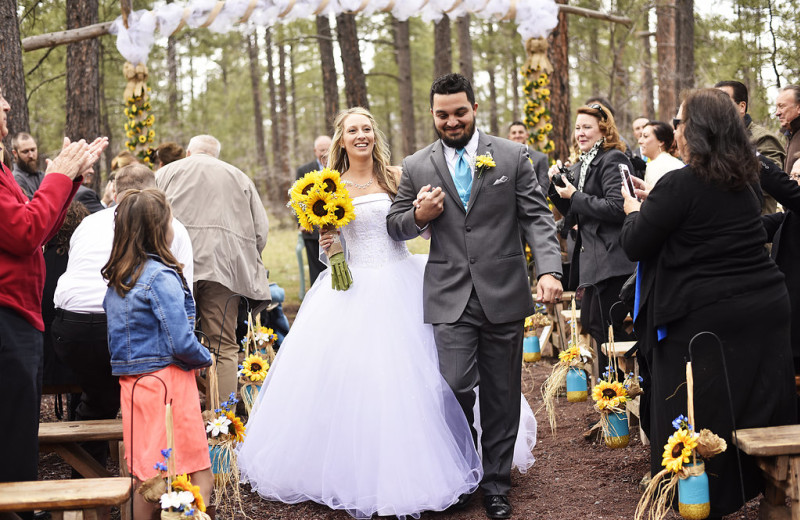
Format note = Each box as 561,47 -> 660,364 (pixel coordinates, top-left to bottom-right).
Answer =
336,12 -> 369,109
511,50 -> 520,120
247,31 -> 268,193
0,0 -> 29,150
278,38 -> 292,198
393,16 -> 416,157
289,43 -> 299,158
433,15 -> 452,80
166,0 -> 178,129
640,11 -> 656,119
675,0 -> 694,96
266,28 -> 281,201
548,0 -> 571,161
66,0 -> 100,190
656,0 -> 677,121
316,14 -> 339,135
485,24 -> 498,136
456,15 -> 473,86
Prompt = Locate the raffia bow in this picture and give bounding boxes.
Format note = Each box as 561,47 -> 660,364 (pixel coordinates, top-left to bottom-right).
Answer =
123,62 -> 149,102
524,37 -> 553,74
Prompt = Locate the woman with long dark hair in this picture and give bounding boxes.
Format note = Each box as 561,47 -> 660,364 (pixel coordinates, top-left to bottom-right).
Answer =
621,88 -> 797,518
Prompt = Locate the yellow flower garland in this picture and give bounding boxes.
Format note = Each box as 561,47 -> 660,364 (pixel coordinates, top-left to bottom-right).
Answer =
522,66 -> 555,155
124,88 -> 155,165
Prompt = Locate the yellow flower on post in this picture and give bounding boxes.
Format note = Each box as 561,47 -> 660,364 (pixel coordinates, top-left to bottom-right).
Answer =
240,354 -> 269,382
138,135 -> 146,144
662,428 -> 699,473
591,380 -> 628,411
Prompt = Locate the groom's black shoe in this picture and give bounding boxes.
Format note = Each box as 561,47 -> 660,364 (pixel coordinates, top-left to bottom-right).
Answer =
448,492 -> 473,511
483,495 -> 512,519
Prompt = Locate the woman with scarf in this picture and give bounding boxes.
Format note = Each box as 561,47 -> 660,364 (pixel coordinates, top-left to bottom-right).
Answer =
547,103 -> 636,354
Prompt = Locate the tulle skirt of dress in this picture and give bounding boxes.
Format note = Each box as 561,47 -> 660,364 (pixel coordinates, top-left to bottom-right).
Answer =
237,255 -> 483,519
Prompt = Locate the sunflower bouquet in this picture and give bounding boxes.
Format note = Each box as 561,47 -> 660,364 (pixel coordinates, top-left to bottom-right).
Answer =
139,449 -> 210,519
540,298 -> 593,432
635,363 -> 727,520
288,168 -> 356,290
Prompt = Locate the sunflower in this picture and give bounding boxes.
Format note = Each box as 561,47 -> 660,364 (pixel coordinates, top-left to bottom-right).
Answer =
226,411 -> 246,442
295,208 -> 313,232
318,168 -> 347,195
558,346 -> 580,364
305,189 -> 335,228
171,473 -> 206,512
327,196 -> 356,228
290,171 -> 321,203
662,428 -> 699,473
591,380 -> 628,411
240,354 -> 269,382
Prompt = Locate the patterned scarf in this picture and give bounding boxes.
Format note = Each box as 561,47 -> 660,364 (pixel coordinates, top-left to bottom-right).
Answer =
577,138 -> 604,192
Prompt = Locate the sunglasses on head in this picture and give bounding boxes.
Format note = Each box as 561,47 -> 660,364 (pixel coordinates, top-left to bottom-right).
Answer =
672,118 -> 682,129
588,104 -> 608,122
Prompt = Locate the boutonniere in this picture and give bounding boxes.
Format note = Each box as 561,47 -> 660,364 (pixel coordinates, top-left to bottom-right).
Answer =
475,152 -> 496,178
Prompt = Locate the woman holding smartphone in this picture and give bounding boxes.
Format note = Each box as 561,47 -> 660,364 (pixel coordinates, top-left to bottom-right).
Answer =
547,103 -> 636,350
621,89 -> 796,518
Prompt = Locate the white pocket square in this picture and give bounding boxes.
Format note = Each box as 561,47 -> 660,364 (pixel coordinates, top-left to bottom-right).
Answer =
493,176 -> 509,185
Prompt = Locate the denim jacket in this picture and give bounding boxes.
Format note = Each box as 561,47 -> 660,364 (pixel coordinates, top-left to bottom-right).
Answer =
104,255 -> 212,376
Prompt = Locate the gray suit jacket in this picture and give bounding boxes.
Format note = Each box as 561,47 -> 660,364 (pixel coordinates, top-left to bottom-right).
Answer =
387,131 -> 562,324
527,147 -> 550,194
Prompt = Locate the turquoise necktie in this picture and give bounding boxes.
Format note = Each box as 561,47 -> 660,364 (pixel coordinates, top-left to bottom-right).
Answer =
454,148 -> 472,209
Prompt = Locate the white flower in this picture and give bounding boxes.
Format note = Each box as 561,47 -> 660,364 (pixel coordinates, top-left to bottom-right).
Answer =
176,491 -> 195,507
206,415 -> 232,437
160,491 -> 184,510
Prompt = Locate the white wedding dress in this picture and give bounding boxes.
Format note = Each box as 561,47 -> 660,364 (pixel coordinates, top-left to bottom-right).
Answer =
238,193 -> 535,519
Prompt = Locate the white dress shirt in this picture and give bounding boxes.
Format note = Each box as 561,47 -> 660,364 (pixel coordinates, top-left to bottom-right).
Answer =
442,128 -> 481,178
53,207 -> 194,313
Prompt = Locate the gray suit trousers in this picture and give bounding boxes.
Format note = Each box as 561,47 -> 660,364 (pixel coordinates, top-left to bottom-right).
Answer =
433,289 -> 524,496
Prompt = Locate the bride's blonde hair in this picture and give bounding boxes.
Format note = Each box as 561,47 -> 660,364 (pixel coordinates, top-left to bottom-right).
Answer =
327,107 -> 398,196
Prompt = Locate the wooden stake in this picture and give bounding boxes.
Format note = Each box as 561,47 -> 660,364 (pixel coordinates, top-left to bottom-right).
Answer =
686,361 -> 695,428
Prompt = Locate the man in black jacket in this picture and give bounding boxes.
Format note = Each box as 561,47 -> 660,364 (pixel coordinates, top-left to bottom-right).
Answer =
296,135 -> 331,286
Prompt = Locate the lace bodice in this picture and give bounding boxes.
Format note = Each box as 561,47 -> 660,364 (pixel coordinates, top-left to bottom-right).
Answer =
341,193 -> 410,268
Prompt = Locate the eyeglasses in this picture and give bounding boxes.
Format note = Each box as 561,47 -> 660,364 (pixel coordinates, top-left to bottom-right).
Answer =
588,104 -> 608,122
672,118 -> 682,129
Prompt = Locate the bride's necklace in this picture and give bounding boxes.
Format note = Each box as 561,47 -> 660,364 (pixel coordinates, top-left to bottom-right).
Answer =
343,175 -> 374,189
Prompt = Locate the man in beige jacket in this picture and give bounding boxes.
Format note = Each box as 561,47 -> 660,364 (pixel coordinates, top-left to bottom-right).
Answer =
157,135 -> 270,403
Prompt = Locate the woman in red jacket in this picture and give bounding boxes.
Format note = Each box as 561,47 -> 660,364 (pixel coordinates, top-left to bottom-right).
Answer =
0,85 -> 106,503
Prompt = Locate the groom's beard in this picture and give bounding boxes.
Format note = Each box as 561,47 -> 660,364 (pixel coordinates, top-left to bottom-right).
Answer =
435,118 -> 476,149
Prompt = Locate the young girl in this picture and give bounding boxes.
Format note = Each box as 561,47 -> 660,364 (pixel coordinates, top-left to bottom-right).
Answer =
102,188 -> 213,519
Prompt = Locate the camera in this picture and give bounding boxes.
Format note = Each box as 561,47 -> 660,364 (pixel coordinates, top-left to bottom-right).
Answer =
552,165 -> 573,188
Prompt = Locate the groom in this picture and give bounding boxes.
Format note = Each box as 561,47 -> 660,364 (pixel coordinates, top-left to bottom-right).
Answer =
387,73 -> 563,519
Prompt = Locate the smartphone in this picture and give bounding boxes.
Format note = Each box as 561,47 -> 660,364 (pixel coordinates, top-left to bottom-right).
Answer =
619,164 -> 636,198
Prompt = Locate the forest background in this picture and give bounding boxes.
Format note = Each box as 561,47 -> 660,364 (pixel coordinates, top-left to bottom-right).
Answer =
1,0 -> 798,207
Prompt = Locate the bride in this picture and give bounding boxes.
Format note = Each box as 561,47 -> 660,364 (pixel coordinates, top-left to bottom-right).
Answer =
237,107 -> 534,519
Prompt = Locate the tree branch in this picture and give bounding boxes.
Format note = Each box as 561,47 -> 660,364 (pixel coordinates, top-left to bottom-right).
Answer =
26,47 -> 55,77
559,5 -> 633,26
26,73 -> 66,103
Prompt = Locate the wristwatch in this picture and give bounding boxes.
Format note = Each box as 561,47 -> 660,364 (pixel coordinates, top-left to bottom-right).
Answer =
540,272 -> 563,281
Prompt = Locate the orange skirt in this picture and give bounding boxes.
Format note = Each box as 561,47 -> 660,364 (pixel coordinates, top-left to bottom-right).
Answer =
120,365 -> 211,480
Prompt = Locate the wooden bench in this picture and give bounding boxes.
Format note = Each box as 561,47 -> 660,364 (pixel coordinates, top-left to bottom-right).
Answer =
39,420 -> 123,479
0,477 -> 130,520
732,424 -> 800,519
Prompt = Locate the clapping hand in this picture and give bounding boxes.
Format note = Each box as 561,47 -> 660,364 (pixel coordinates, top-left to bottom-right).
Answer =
45,136 -> 109,180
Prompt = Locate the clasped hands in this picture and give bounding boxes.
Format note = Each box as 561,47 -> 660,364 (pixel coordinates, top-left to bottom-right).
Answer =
412,185 -> 445,228
45,136 -> 109,180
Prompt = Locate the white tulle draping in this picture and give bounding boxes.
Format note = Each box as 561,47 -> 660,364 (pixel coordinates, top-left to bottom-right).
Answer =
109,0 -> 559,65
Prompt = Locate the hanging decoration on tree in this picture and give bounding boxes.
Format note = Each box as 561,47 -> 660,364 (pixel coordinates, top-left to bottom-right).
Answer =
521,37 -> 555,155
123,62 -> 156,166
